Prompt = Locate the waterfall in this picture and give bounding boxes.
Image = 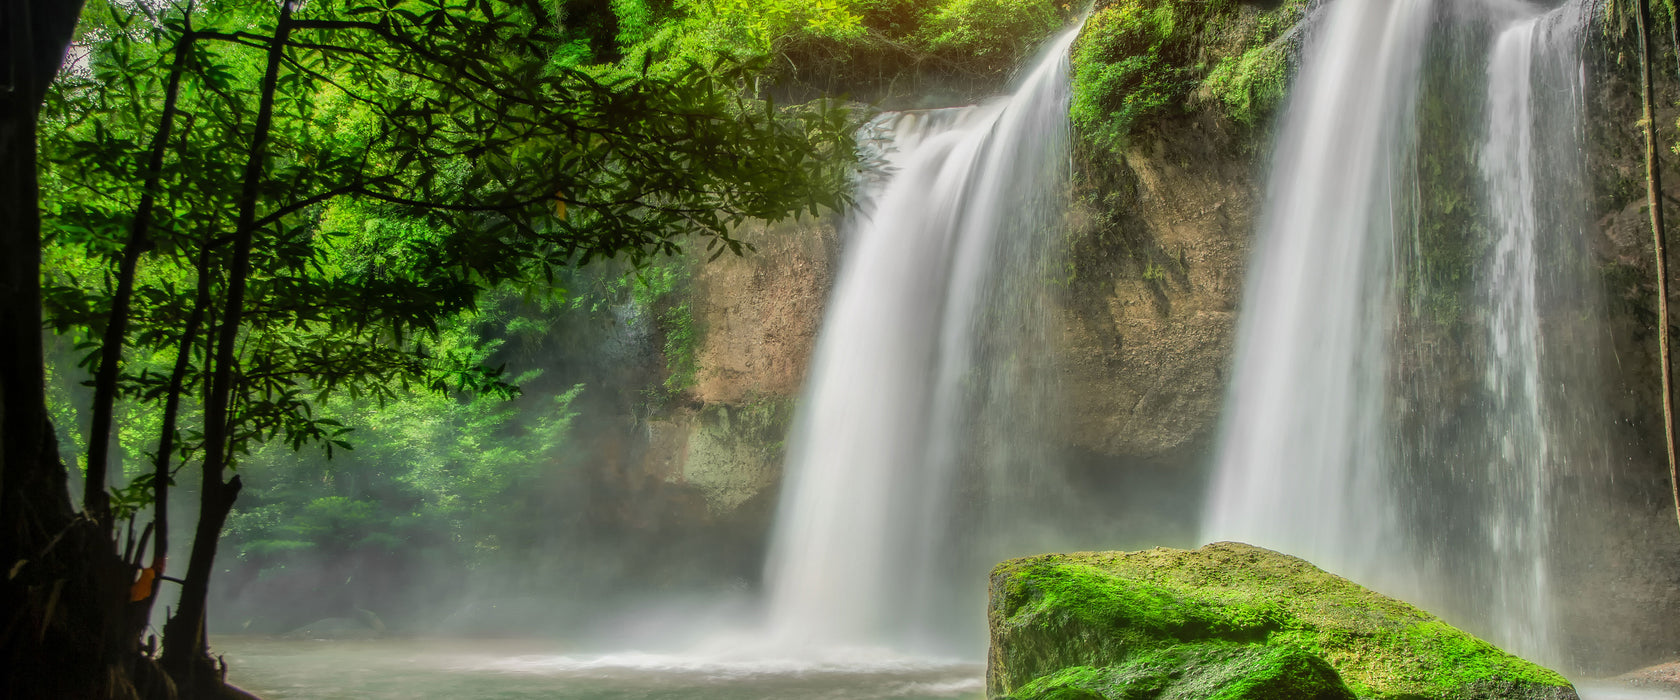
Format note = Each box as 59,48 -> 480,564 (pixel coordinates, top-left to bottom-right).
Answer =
761,28 -> 1078,652
1203,0 -> 1598,661
1475,0 -> 1591,660
1481,10 -> 1553,654
1481,5 -> 1540,657
1201,0 -> 1435,583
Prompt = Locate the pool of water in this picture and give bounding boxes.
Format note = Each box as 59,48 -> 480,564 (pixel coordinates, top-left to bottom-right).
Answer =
218,637 -> 1679,700
1578,683 -> 1680,700
217,637 -> 986,700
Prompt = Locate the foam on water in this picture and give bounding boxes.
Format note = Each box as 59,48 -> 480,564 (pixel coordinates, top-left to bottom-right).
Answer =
1576,684 -> 1680,700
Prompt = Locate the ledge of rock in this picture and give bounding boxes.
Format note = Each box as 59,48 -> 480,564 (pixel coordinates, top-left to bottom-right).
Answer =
986,542 -> 1578,700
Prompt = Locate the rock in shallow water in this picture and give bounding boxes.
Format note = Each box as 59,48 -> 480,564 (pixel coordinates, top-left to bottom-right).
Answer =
986,542 -> 1578,700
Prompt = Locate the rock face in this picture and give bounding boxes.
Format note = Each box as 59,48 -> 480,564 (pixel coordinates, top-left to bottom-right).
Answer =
1050,0 -> 1295,461
689,217 -> 836,407
626,216 -> 836,522
1053,116 -> 1257,460
987,542 -> 1578,700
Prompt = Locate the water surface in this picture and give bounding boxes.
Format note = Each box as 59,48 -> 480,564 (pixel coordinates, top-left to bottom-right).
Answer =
221,637 -> 1680,700
219,637 -> 985,700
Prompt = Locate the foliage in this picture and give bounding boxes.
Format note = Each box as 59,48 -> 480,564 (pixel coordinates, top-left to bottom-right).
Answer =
612,0 -> 1073,98
223,325 -> 585,570
40,0 -> 855,505
631,261 -> 699,393
915,0 -> 1064,65
1070,0 -> 1306,155
34,0 -> 859,675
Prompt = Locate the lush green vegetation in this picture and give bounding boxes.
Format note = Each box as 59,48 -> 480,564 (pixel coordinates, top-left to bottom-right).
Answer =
21,0 -> 865,691
1069,0 -> 1307,156
1057,0 -> 1309,324
609,0 -> 1073,100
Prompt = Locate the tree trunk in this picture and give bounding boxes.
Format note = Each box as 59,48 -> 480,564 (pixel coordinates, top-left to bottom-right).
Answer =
133,234 -> 217,636
84,34 -> 194,529
160,3 -> 295,691
0,1 -> 170,697
1637,0 -> 1680,532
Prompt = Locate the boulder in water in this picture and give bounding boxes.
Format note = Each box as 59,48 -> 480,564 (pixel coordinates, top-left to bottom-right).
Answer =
986,542 -> 1578,700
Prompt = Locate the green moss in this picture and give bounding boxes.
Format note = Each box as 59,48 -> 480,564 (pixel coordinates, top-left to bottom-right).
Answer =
1000,562 -> 1277,648
1201,44 -> 1287,127
1069,0 -> 1307,155
622,260 -> 698,395
1011,643 -> 1355,700
989,543 -> 1575,699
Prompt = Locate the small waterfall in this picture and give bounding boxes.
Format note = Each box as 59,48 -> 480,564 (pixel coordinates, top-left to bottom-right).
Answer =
1201,0 -> 1435,583
1474,0 -> 1592,660
762,28 -> 1077,652
1481,11 -> 1552,653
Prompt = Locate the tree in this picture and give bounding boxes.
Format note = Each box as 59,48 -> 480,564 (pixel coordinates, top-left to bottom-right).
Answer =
12,0 -> 857,695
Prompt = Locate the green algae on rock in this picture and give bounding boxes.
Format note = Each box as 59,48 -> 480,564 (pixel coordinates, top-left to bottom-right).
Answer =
1010,642 -> 1355,700
986,542 -> 1578,700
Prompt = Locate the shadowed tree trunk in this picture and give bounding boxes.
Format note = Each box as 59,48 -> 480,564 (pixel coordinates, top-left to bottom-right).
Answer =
0,1 -> 170,697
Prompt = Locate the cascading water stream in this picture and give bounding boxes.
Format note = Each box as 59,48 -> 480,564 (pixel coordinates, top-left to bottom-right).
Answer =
1201,0 -> 1435,584
1204,0 -> 1597,662
762,27 -> 1077,653
1481,9 -> 1553,655
1477,1 -> 1582,656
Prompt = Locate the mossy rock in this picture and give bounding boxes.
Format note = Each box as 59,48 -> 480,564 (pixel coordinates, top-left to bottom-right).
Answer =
986,542 -> 1578,700
1007,642 -> 1355,700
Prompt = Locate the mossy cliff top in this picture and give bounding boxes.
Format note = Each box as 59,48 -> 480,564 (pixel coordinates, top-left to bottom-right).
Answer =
986,542 -> 1577,700
608,0 -> 1078,107
1071,0 -> 1309,156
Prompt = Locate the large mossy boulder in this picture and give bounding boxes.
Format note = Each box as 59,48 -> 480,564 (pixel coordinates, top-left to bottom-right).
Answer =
987,542 -> 1578,700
